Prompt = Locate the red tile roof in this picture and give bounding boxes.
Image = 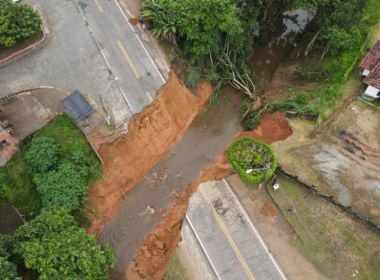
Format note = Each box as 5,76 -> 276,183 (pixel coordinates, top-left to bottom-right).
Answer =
364,61 -> 380,89
359,41 -> 380,71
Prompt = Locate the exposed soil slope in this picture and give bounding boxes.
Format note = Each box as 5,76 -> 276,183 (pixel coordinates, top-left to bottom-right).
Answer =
87,71 -> 212,234
126,112 -> 292,280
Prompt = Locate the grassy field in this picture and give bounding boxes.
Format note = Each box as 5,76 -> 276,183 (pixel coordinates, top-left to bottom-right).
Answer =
0,114 -> 102,219
269,175 -> 380,280
163,252 -> 190,280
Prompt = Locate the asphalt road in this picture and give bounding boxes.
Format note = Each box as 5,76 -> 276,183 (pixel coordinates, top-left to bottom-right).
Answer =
185,179 -> 288,280
74,0 -> 165,112
0,0 -> 166,124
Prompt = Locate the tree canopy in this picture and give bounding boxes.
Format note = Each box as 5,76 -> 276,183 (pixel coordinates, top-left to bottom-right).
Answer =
33,162 -> 87,211
0,0 -> 42,47
13,208 -> 115,280
24,136 -> 59,174
143,0 -> 243,61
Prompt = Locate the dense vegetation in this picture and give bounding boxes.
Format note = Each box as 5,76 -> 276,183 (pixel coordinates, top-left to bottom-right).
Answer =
1,208 -> 115,279
0,114 -> 102,218
144,0 -> 380,123
227,137 -> 277,184
0,0 -> 42,47
271,0 -> 380,120
0,115 -> 112,279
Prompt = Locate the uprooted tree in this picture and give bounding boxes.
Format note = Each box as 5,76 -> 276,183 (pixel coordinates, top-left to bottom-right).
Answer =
0,0 -> 42,47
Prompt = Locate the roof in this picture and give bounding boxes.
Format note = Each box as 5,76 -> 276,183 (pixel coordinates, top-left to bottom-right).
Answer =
0,203 -> 24,235
364,61 -> 380,90
62,90 -> 95,123
359,41 -> 380,71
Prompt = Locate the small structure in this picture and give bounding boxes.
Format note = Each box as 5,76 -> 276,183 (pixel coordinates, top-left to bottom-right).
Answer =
62,90 -> 95,123
0,112 -> 18,166
0,203 -> 25,235
359,41 -> 380,101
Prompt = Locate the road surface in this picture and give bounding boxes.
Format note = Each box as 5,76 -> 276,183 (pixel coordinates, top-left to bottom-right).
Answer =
185,179 -> 288,280
74,0 -> 166,112
0,0 -> 166,124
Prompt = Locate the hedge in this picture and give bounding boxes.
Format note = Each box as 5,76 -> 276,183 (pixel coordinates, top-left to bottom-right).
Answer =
227,137 -> 277,184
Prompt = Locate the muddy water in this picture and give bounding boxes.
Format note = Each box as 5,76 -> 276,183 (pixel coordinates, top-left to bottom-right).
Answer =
99,94 -> 242,279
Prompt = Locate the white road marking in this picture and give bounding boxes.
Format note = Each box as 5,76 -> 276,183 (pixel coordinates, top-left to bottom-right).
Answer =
185,215 -> 222,280
222,179 -> 288,280
200,185 -> 256,280
119,87 -> 134,113
112,0 -> 166,83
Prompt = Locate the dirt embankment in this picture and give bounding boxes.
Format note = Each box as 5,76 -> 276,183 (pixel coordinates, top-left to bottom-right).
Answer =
87,71 -> 212,234
126,112 -> 292,280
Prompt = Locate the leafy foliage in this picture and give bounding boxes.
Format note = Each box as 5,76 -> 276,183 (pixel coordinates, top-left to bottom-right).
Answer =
0,236 -> 21,280
227,137 -> 277,184
0,0 -> 42,47
0,114 -> 102,218
13,208 -> 115,280
143,0 -> 242,62
23,136 -> 59,173
33,162 -> 87,211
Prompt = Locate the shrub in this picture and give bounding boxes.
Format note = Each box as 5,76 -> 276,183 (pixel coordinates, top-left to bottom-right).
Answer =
0,0 -> 42,47
227,137 -> 277,184
23,136 -> 59,173
33,162 -> 87,212
14,208 -> 115,280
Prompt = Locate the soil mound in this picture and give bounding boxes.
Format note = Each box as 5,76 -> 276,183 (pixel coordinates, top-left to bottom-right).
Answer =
260,202 -> 278,219
87,71 -> 212,234
239,112 -> 292,143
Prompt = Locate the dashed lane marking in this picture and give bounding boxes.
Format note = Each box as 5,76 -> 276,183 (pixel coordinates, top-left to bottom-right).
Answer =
94,0 -> 104,13
199,185 -> 256,280
116,40 -> 141,79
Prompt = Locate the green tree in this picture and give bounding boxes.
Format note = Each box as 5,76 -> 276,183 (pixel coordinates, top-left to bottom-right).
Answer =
0,235 -> 21,280
33,162 -> 87,211
24,136 -> 59,174
0,0 -> 42,47
14,208 -> 115,280
143,0 -> 242,61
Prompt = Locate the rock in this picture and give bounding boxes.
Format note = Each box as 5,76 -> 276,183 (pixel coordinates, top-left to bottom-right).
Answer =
155,240 -> 164,250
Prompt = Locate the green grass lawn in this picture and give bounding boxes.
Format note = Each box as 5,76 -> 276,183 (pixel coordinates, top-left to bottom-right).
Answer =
163,252 -> 190,280
0,114 -> 102,219
269,175 -> 380,280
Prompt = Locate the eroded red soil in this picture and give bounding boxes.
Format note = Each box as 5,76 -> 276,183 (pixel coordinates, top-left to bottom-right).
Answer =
126,112 -> 292,280
87,71 -> 212,234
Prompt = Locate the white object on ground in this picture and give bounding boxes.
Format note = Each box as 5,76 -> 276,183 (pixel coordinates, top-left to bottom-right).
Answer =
273,183 -> 280,191
246,168 -> 253,174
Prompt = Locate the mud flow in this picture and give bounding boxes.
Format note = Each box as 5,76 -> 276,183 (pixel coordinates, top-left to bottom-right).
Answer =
99,94 -> 242,279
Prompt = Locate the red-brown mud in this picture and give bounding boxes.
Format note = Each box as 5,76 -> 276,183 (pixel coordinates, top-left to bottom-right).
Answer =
125,112 -> 292,280
87,71 -> 212,234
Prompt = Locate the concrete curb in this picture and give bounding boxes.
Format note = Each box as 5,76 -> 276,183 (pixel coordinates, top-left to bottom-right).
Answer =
0,6 -> 51,68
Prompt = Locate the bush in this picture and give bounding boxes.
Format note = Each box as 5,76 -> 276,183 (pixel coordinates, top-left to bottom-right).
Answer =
33,162 -> 87,212
23,136 -> 59,173
0,0 -> 42,47
14,208 -> 115,280
227,137 -> 277,184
